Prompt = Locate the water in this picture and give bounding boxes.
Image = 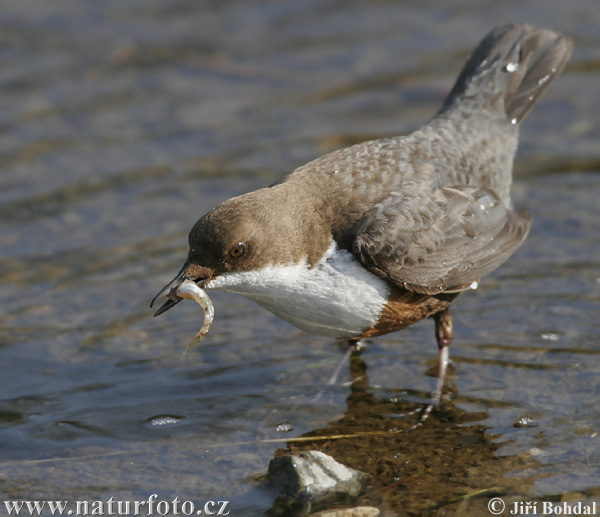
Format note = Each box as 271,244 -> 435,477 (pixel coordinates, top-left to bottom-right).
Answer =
1,1 -> 599,515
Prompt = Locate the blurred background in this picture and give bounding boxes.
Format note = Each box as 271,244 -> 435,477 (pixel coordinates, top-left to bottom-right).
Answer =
0,1 -> 599,514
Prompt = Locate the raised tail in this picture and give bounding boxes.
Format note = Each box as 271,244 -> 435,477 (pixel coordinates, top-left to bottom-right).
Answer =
440,24 -> 573,124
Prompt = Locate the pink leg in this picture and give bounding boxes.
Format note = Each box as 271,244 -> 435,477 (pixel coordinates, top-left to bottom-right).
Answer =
311,340 -> 366,402
407,308 -> 453,429
432,307 -> 453,405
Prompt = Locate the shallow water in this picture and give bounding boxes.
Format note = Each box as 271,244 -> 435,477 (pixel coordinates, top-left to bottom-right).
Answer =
1,1 -> 599,515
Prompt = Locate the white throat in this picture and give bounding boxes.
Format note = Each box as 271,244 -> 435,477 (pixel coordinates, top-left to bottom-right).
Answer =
206,242 -> 390,339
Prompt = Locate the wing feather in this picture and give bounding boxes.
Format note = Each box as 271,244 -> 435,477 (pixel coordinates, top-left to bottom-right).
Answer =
352,185 -> 531,294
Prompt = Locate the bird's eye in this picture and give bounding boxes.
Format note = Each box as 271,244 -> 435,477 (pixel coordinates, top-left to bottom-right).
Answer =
228,242 -> 246,258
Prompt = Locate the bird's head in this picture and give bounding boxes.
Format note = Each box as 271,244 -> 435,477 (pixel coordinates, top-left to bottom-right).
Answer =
150,187 -> 313,315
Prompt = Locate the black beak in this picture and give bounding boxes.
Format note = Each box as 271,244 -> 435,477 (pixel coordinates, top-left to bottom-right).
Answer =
150,264 -> 187,317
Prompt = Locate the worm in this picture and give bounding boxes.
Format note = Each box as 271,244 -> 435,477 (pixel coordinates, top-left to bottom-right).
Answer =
174,279 -> 215,351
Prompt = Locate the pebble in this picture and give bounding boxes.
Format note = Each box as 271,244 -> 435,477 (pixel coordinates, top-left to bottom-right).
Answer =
267,450 -> 371,501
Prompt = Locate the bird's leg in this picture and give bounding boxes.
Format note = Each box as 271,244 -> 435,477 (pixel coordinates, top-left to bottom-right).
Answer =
312,340 -> 365,402
418,308 -> 453,424
433,307 -> 453,404
326,339 -> 365,386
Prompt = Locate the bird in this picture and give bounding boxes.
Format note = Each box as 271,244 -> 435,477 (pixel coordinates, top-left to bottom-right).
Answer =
151,24 -> 572,414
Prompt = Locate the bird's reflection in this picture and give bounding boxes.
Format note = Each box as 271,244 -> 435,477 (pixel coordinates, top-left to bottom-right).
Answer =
266,345 -> 535,516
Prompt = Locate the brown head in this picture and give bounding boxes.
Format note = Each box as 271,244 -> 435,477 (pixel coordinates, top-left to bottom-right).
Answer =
150,183 -> 330,316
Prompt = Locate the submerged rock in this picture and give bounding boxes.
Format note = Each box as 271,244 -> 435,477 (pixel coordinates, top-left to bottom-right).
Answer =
267,450 -> 371,501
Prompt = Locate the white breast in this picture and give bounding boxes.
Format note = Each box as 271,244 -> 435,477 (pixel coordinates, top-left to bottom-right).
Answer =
206,242 -> 390,339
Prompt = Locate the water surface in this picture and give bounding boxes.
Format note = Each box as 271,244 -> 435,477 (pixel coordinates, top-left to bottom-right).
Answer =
1,1 -> 599,515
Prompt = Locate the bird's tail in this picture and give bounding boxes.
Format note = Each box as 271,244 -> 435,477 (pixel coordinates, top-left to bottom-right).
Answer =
439,24 -> 573,124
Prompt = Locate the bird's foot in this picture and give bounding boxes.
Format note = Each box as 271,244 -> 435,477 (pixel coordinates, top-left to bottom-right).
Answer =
402,326 -> 451,432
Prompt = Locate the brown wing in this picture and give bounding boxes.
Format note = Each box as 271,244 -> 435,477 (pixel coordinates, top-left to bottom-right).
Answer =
352,185 -> 531,294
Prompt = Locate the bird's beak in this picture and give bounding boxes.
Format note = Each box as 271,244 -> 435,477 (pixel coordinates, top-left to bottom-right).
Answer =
150,264 -> 188,317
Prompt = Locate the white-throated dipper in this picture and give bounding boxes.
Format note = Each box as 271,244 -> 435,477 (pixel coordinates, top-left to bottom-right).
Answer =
151,24 -> 572,411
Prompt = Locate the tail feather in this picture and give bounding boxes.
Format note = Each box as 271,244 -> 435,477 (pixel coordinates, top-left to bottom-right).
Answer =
440,24 -> 573,124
